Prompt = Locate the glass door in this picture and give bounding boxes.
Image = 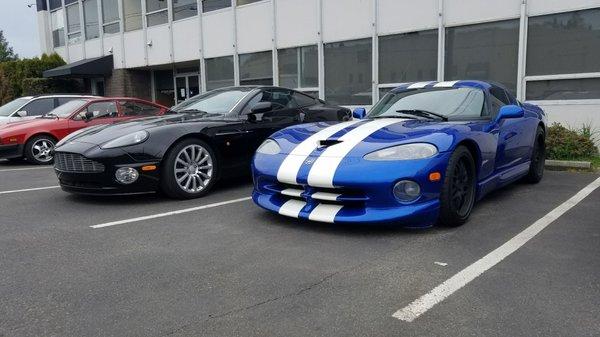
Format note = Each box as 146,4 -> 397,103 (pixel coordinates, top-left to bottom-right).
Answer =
174,74 -> 201,104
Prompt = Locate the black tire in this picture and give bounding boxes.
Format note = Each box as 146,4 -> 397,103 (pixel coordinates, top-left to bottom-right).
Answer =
525,127 -> 545,184
24,135 -> 56,165
160,138 -> 219,199
438,145 -> 477,227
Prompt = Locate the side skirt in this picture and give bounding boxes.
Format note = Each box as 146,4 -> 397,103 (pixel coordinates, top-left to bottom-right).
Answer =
476,161 -> 531,200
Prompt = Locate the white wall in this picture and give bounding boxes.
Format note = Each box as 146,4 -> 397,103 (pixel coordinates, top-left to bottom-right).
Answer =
173,18 -> 200,62
123,30 -> 146,68
202,10 -> 234,58
236,1 -> 272,53
378,0 -> 438,35
322,0 -> 372,43
276,0 -> 318,48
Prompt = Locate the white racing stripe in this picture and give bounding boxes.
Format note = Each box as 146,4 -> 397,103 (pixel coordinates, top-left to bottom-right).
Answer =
280,188 -> 303,198
433,80 -> 459,88
392,176 -> 600,322
308,204 -> 343,223
307,119 -> 402,188
0,186 -> 60,195
91,197 -> 252,228
278,199 -> 306,218
277,120 -> 361,184
0,166 -> 54,173
407,81 -> 436,89
311,191 -> 341,201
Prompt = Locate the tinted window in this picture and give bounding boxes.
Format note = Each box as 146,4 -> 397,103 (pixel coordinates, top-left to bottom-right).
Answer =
22,99 -> 55,116
239,51 -> 273,86
490,87 -> 510,105
369,88 -> 485,119
243,90 -> 294,114
120,101 -> 162,116
292,92 -> 316,107
379,29 -> 438,84
147,11 -> 168,26
146,0 -> 167,12
83,101 -> 118,119
173,0 -> 197,20
172,89 -> 252,114
278,45 -> 318,88
445,19 -> 519,95
49,0 -> 62,10
57,97 -> 78,105
203,0 -> 230,12
526,78 -> 600,100
325,38 -> 372,105
527,9 -> 600,76
205,56 -> 235,91
123,0 -> 143,31
83,0 -> 100,39
237,0 -> 262,5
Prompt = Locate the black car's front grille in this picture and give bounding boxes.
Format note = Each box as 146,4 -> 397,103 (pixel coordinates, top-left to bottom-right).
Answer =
54,152 -> 105,173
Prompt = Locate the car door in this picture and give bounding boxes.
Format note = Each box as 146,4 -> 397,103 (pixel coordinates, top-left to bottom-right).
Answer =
68,101 -> 121,132
490,87 -> 523,171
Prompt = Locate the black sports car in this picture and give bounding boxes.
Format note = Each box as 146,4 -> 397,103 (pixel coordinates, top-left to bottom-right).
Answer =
53,86 -> 351,198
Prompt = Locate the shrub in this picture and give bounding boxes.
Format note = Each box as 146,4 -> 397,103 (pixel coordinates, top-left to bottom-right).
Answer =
546,123 -> 599,160
21,77 -> 84,96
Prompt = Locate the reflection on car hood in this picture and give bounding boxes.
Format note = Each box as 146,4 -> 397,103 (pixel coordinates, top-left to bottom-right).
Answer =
269,118 -> 473,158
64,113 -> 230,146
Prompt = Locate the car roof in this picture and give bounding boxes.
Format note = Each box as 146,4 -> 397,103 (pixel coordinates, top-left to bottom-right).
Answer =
30,94 -> 100,99
389,80 -> 503,93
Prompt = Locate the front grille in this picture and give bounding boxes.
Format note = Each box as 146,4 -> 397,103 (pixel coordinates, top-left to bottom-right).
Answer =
54,152 -> 105,173
269,182 -> 368,204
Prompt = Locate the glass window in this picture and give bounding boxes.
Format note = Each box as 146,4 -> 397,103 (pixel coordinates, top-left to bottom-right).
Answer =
65,0 -> 78,4
50,99 -> 89,117
278,45 -> 318,89
83,0 -> 99,40
526,78 -> 600,100
171,88 -> 254,114
242,89 -> 295,114
120,101 -> 162,116
22,99 -> 56,117
205,56 -> 235,91
445,19 -> 519,95
102,0 -> 120,33
123,0 -> 143,31
83,101 -> 118,119
237,0 -> 263,5
173,0 -> 197,20
66,3 -> 81,44
239,51 -> 273,86
51,9 -> 65,48
147,11 -> 168,26
379,30 -> 437,84
0,98 -> 30,117
49,0 -> 62,11
146,0 -> 167,12
57,97 -> 78,105
154,70 -> 175,107
292,91 -> 316,107
527,9 -> 600,76
202,0 -> 230,12
324,38 -> 372,105
369,88 -> 486,120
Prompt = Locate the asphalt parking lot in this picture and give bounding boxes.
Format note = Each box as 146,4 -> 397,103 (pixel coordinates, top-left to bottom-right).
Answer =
1,160 -> 599,337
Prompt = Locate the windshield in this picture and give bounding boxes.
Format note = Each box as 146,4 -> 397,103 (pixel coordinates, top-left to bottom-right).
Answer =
0,98 -> 30,117
171,89 -> 252,114
368,88 -> 486,119
48,99 -> 88,118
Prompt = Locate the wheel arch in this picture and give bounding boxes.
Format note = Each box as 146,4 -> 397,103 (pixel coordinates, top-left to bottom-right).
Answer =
23,132 -> 59,153
160,132 -> 222,174
454,139 -> 482,176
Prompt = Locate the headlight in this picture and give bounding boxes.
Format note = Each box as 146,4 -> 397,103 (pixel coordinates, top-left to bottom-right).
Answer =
256,139 -> 281,155
364,143 -> 438,161
101,131 -> 149,149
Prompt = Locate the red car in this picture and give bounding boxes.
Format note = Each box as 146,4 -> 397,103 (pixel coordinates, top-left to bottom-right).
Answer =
0,97 -> 169,164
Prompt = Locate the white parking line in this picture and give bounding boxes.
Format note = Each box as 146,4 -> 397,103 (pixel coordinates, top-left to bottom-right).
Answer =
392,176 -> 600,322
91,196 -> 253,229
0,186 -> 61,195
0,166 -> 53,173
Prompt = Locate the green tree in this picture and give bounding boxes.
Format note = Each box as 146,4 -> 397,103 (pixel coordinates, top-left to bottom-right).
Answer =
0,30 -> 18,62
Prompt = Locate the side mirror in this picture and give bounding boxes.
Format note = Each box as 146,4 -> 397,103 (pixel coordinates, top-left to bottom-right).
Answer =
352,107 -> 366,119
250,102 -> 273,114
83,111 -> 94,121
16,110 -> 27,117
497,105 -> 524,121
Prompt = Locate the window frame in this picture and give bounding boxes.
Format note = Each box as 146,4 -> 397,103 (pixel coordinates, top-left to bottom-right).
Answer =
172,0 -> 198,21
145,0 -> 169,27
123,0 -> 143,32
50,7 -> 66,48
101,0 -> 121,34
277,44 -> 319,93
65,1 -> 82,45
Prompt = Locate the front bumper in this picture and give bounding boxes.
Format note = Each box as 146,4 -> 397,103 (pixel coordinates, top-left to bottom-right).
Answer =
251,151 -> 451,227
54,143 -> 161,196
0,143 -> 23,159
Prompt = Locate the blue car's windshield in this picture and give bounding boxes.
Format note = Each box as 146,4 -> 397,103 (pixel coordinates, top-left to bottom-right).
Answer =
368,87 -> 486,120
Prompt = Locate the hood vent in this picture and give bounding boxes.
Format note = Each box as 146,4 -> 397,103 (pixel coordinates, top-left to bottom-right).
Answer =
318,139 -> 343,147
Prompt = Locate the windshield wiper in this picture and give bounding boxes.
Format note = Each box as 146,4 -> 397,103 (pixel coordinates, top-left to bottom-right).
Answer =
396,109 -> 448,121
372,114 -> 419,120
177,109 -> 209,115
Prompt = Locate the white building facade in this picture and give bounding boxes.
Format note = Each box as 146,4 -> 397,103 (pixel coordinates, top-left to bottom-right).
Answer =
36,0 -> 600,129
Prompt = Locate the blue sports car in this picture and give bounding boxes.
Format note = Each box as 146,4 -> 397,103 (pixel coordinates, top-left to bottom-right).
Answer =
251,80 -> 546,227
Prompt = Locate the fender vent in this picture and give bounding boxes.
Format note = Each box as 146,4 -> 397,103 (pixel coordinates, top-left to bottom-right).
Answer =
318,139 -> 342,147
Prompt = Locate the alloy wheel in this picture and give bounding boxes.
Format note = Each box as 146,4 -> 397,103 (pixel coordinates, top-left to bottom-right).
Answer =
173,144 -> 213,193
31,139 -> 55,163
451,157 -> 475,217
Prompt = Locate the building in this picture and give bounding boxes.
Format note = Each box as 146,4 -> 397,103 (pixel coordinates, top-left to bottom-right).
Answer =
35,0 -> 600,129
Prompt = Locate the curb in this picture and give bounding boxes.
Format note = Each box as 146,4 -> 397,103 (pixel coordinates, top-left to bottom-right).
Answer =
545,159 -> 592,170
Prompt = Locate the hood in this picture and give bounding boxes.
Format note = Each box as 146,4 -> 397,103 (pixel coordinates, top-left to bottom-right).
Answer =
0,117 -> 59,133
65,113 -> 228,146
270,118 -> 465,158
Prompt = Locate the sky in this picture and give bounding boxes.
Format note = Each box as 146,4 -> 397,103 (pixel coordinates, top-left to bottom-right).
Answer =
0,0 -> 41,58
